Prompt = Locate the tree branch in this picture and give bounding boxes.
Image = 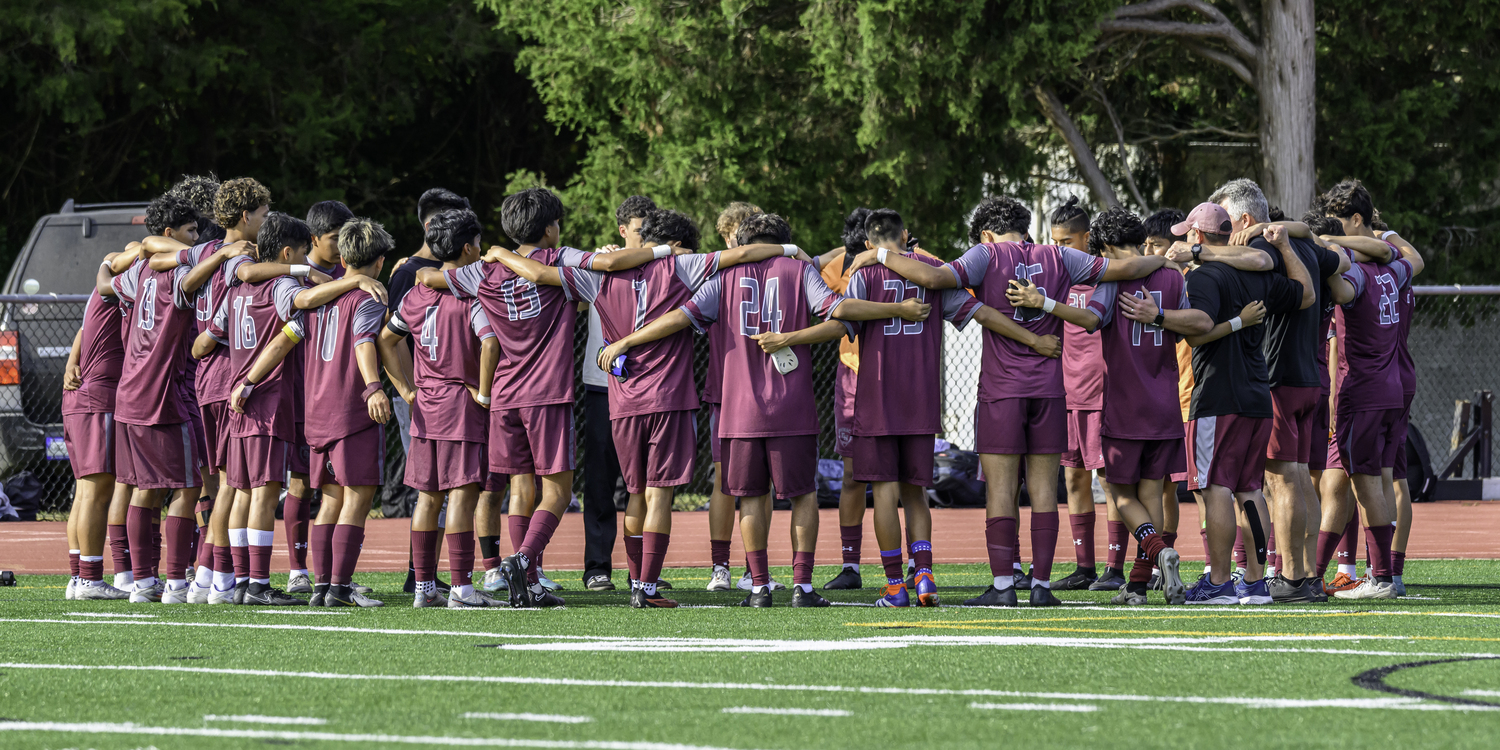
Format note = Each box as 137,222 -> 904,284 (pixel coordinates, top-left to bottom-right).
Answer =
1126,123 -> 1259,144
1089,80 -> 1150,212
1230,0 -> 1260,39
1112,0 -> 1232,26
1098,17 -> 1259,63
1182,40 -> 1256,86
1033,82 -> 1120,210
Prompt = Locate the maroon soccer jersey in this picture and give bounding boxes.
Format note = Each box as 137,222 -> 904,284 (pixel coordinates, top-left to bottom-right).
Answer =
303,289 -> 387,449
446,247 -> 593,409
110,260 -> 197,426
62,289 -> 125,416
560,253 -> 719,418
309,258 -> 346,280
389,284 -> 495,443
214,268 -> 306,440
946,241 -> 1110,401
1062,284 -> 1104,410
1317,308 -> 1335,394
681,257 -> 847,438
844,254 -> 980,436
1335,255 -> 1414,413
1391,243 -> 1416,397
174,240 -> 239,405
1087,267 -> 1189,440
702,318 -> 726,406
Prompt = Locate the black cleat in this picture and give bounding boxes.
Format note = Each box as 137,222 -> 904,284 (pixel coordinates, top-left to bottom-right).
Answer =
232,579 -> 249,605
655,579 -> 672,590
791,587 -> 831,607
527,587 -> 565,607
1088,569 -> 1127,591
630,587 -> 678,608
402,567 -> 417,594
500,554 -> 529,608
243,582 -> 307,606
324,584 -> 354,607
1270,575 -> 1316,603
1013,569 -> 1032,590
739,587 -> 774,608
822,567 -> 863,590
1029,586 -> 1063,607
1053,567 -> 1098,591
964,585 -> 1018,607
309,583 -> 330,607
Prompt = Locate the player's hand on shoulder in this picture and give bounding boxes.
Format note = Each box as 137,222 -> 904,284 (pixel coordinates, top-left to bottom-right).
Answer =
1263,224 -> 1288,247
1164,241 -> 1195,264
355,277 -> 388,305
390,256 -> 411,275
897,297 -> 931,321
847,248 -> 880,272
594,244 -> 620,254
366,389 -> 392,424
750,331 -> 790,353
1117,290 -> 1159,322
1239,300 -> 1267,327
1230,223 -> 1267,246
62,363 -> 81,391
226,240 -> 256,258
307,268 -> 332,286
1030,334 -> 1062,359
795,248 -> 815,264
1005,279 -> 1044,308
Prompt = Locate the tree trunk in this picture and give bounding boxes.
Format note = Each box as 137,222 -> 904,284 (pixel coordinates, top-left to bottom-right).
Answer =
1256,0 -> 1316,217
1034,83 -> 1121,210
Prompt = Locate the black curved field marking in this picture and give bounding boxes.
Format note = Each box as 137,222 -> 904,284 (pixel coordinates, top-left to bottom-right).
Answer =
1352,657 -> 1500,707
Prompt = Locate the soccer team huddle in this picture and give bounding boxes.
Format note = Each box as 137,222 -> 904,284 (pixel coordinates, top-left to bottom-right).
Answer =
58,171 -> 1419,610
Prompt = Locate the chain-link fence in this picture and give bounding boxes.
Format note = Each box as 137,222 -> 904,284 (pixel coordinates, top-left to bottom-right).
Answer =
13,287 -> 1500,516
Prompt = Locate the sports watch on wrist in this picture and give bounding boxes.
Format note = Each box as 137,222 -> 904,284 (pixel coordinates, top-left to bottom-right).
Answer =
1191,243 -> 1203,264
1153,312 -> 1165,328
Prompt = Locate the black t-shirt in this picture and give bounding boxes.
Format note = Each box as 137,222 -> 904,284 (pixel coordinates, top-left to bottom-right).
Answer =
386,254 -> 444,353
1256,236 -> 1341,389
1186,261 -> 1305,420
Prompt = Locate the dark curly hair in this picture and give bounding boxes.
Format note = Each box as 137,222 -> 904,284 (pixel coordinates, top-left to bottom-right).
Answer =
1305,216 -> 1344,237
339,217 -> 394,269
968,197 -> 1031,245
841,207 -> 873,251
417,188 -> 470,226
214,177 -> 271,230
1087,206 -> 1146,255
735,213 -> 792,246
500,187 -> 565,246
1323,179 -> 1374,227
426,209 -> 483,263
640,208 -> 700,251
1049,196 -> 1090,233
145,194 -> 199,236
615,195 -> 657,229
167,174 -> 220,218
254,212 -> 312,263
1268,205 -> 1286,222
1142,208 -> 1186,243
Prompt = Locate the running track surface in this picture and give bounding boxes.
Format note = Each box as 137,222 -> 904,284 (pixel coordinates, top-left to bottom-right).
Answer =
2,502 -> 1495,575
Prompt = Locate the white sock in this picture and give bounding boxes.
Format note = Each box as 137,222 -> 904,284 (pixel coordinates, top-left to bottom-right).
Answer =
1013,562 -> 1025,574
1203,564 -> 1212,575
235,577 -> 248,585
1338,563 -> 1357,577
843,563 -> 859,572
291,568 -> 309,578
213,571 -> 234,590
115,572 -> 135,587
167,579 -> 188,590
417,579 -> 435,595
135,576 -> 158,589
248,529 -> 274,547
797,583 -> 812,593
229,527 -> 248,548
194,566 -> 213,587
250,577 -> 270,586
1033,579 -> 1051,589
752,584 -> 765,594
453,584 -> 474,599
993,575 -> 1014,590
643,581 -> 657,596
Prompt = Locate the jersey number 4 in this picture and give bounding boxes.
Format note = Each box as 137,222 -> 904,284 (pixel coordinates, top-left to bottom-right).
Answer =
738,277 -> 785,335
1129,290 -> 1165,347
419,306 -> 441,361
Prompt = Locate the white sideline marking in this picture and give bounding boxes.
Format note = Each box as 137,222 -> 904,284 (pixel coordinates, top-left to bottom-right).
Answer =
0,722 -> 756,749
252,609 -> 351,616
3,662 -> 1494,711
1462,690 -> 1500,697
204,714 -> 328,725
970,702 -> 1097,713
720,707 -> 851,717
65,612 -> 157,618
462,712 -> 592,724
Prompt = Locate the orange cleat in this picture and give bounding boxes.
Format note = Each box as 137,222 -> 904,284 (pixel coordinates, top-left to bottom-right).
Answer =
1326,571 -> 1362,594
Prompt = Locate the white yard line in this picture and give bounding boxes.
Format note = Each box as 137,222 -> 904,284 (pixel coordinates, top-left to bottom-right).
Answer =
250,609 -> 351,616
720,707 -> 851,717
969,702 -> 1098,713
0,722 -> 758,749
462,712 -> 591,724
64,612 -> 157,618
203,714 -> 328,725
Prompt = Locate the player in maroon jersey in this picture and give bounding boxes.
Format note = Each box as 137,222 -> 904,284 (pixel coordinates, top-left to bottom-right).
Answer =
93,195 -> 205,603
380,209 -> 500,607
847,196 -> 1170,607
600,213 -> 929,607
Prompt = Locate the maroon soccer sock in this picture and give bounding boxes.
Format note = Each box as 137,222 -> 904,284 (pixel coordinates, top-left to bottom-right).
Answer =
1129,545 -> 1154,585
163,516 -> 195,583
79,556 -> 103,582
624,535 -> 643,582
446,531 -> 475,587
839,525 -> 862,567
331,524 -> 365,586
1106,520 -> 1128,571
1315,530 -> 1341,577
1233,527 -> 1247,567
1029,510 -> 1059,582
196,537 -> 214,572
1336,514 -> 1358,570
230,541 -> 249,580
506,514 -> 530,554
1163,531 -> 1177,550
126,505 -> 154,581
641,531 -> 670,587
791,551 -> 814,587
517,510 -> 560,562
984,516 -> 1017,578
411,529 -> 440,582
710,539 -> 731,568
1069,510 -> 1097,568
213,544 -> 234,578
1392,550 -> 1407,577
248,528 -> 273,583
108,524 -> 131,578
1364,525 -> 1395,579
746,548 -> 770,587
283,493 -> 309,572
150,516 -> 162,579
310,523 -> 337,585
909,540 -> 933,572
68,551 -> 79,578
880,548 -> 904,583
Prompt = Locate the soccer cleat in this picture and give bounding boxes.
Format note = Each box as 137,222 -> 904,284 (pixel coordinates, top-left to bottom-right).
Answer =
1147,571 -> 1163,591
243,583 -> 308,606
1334,578 -> 1397,600
1392,578 -> 1407,597
1111,588 -> 1148,605
537,570 -> 562,592
129,581 -> 161,603
232,580 -> 249,605
737,572 -> 786,591
342,587 -> 383,607
1237,578 -> 1272,605
286,572 -> 313,594
739,587 -> 774,608
308,590 -> 326,607
964,586 -> 1018,607
1326,571 -> 1362,594
499,554 -> 529,608
1156,548 -> 1185,606
1231,566 -> 1246,585
64,578 -> 76,600
822,567 -> 863,590
630,587 -> 678,608
161,584 -> 191,604
413,590 -> 448,608
527,586 -> 566,607
656,578 -> 672,590
1185,578 -> 1239,605
791,587 -> 831,607
207,585 -> 236,605
913,570 -> 940,607
585,574 -> 615,592
1088,570 -> 1127,591
74,580 -> 130,600
706,565 -> 733,592
447,589 -> 491,608
187,583 -> 210,604
351,580 -> 373,595
1053,568 -> 1097,591
484,568 -> 511,593
1029,586 -> 1062,607
875,583 -> 910,607
114,572 -> 134,590
1013,568 -> 1032,590
1270,575 -> 1315,604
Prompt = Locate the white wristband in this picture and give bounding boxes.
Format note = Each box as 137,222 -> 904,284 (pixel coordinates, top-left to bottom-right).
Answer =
877,248 -> 889,265
476,394 -> 491,406
782,244 -> 799,257
1380,230 -> 1397,241
652,245 -> 671,259
290,265 -> 310,279
1041,297 -> 1056,314
1229,316 -> 1244,332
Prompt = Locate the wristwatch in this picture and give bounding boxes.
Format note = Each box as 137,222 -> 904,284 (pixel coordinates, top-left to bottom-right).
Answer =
1153,312 -> 1165,328
1191,243 -> 1203,264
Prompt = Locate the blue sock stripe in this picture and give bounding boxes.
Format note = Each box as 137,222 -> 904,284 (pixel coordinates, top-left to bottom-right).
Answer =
910,540 -> 932,553
880,549 -> 902,558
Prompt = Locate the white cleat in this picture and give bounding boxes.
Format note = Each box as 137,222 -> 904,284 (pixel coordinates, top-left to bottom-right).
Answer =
536,570 -> 561,592
1334,578 -> 1397,600
707,565 -> 733,592
286,572 -> 313,594
1156,548 -> 1186,605
161,584 -> 191,604
483,567 -> 508,593
207,586 -> 237,605
74,580 -> 130,600
64,578 -> 77,600
129,581 -> 162,603
187,583 -> 211,604
447,590 -> 491,608
413,590 -> 448,608
737,572 -> 786,591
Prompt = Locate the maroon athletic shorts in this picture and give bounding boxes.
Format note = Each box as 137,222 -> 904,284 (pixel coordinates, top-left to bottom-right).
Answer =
483,470 -> 508,494
1186,414 -> 1272,493
405,437 -> 486,492
974,397 -> 1067,455
1393,392 -> 1415,481
489,403 -> 576,476
721,434 -> 817,499
1336,406 -> 1404,477
1169,423 -> 1190,484
187,408 -> 209,472
311,424 -> 384,489
1324,434 -> 1344,473
833,364 -> 857,458
707,403 -> 722,464
851,433 -> 935,486
1061,409 -> 1104,470
200,400 -> 231,471
612,409 -> 696,493
1267,386 -> 1321,464
289,420 -> 311,476
1308,391 -> 1331,472
64,412 -> 114,479
227,435 -> 293,490
117,421 -> 203,490
1102,436 -> 1186,486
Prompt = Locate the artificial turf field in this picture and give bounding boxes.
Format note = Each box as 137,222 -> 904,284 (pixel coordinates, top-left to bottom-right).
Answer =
4,560 -> 1500,749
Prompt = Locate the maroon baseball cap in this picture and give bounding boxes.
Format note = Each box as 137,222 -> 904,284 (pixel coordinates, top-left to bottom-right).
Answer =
1171,202 -> 1233,237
